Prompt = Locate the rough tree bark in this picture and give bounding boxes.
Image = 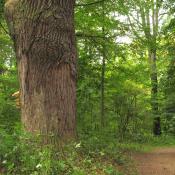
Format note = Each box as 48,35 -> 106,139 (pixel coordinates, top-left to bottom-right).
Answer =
5,0 -> 77,141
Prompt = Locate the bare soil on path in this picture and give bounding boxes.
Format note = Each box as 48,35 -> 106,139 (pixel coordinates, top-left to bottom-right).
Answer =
133,147 -> 175,175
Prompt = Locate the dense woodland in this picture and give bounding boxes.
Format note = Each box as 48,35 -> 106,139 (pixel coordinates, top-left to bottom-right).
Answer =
0,0 -> 175,174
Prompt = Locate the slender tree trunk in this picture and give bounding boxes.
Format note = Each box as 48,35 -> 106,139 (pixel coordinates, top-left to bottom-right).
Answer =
100,1 -> 106,128
101,44 -> 106,127
5,0 -> 77,140
148,49 -> 161,135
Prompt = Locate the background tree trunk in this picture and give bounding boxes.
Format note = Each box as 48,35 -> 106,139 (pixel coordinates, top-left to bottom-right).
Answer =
5,0 -> 77,140
101,43 -> 106,128
149,49 -> 161,135
139,0 -> 161,136
100,1 -> 106,128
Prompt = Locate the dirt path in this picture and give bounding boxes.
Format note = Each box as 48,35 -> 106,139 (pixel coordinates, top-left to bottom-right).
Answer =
133,147 -> 175,175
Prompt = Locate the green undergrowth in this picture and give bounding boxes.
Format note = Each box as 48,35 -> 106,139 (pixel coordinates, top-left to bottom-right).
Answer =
0,127 -> 130,175
118,135 -> 175,153
1,125 -> 175,175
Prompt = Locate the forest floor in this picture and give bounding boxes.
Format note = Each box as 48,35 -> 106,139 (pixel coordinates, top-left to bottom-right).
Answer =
132,147 -> 175,175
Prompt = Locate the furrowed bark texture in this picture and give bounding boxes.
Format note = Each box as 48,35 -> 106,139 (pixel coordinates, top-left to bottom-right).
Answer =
5,0 -> 77,139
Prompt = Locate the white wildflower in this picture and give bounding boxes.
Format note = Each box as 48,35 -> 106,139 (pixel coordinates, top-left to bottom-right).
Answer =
36,163 -> 42,169
75,142 -> 81,148
2,160 -> 7,164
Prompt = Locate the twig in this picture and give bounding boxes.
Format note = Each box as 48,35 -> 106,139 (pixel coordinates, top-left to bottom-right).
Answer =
0,22 -> 10,36
76,0 -> 106,7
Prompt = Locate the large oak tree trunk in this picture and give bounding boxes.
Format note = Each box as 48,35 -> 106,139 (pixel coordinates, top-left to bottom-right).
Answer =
5,0 -> 77,140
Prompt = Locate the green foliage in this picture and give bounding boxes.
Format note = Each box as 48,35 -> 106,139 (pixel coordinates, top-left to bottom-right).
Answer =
0,19 -> 19,132
0,0 -> 5,18
0,127 -> 127,175
159,15 -> 175,134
